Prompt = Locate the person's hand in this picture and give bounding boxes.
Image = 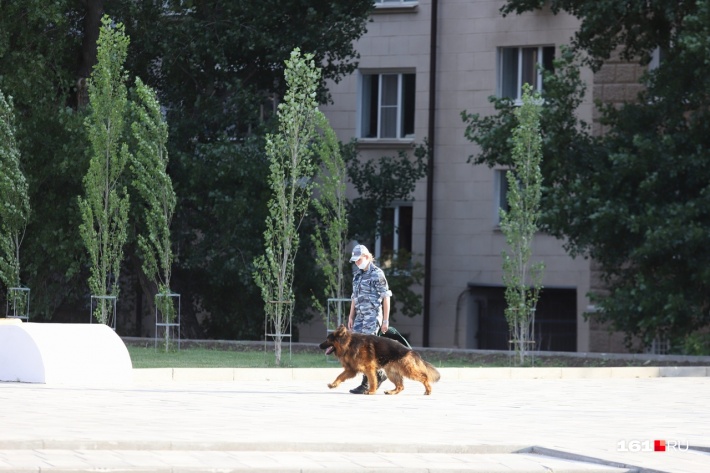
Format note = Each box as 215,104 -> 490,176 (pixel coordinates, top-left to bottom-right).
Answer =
381,320 -> 389,332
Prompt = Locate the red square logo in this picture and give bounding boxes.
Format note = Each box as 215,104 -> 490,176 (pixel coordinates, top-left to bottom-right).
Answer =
654,440 -> 666,452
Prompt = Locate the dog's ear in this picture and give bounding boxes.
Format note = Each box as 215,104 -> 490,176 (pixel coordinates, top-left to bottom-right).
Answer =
336,324 -> 346,335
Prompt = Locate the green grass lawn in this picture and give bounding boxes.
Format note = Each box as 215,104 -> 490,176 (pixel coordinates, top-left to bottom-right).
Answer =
127,345 -> 497,369
127,344 -> 560,369
128,343 -> 709,369
128,345 -> 345,369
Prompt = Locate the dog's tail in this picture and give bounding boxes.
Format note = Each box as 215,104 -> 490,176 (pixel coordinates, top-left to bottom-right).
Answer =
424,361 -> 441,383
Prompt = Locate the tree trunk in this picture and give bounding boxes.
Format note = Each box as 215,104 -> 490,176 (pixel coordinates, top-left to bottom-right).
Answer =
75,0 -> 104,108
130,252 -> 168,338
134,278 -> 143,337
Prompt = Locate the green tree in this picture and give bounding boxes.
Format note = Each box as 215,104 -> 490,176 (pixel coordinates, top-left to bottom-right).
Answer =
0,2 -> 90,320
500,0 -> 696,70
310,113 -> 349,323
501,84 -> 545,365
112,0 -> 374,338
130,77 -> 176,349
465,0 -> 710,351
0,90 -> 31,314
0,1 -> 374,336
79,16 -> 131,325
346,143 -> 429,247
254,49 -> 320,365
344,142 -> 429,320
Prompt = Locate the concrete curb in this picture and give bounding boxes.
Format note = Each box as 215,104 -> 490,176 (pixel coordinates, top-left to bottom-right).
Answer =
132,365 -> 710,383
0,440 -> 529,454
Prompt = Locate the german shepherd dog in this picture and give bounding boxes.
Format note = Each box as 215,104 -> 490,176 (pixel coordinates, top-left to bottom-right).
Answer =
319,325 -> 441,395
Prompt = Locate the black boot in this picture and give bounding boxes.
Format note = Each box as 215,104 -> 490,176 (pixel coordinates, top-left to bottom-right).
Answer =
350,371 -> 387,394
376,369 -> 387,389
349,375 -> 369,394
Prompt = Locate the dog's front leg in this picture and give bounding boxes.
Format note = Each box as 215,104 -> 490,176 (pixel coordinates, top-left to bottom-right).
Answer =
328,369 -> 356,389
365,369 -> 378,395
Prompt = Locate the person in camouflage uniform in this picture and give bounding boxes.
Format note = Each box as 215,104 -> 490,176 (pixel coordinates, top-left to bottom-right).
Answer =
347,244 -> 392,394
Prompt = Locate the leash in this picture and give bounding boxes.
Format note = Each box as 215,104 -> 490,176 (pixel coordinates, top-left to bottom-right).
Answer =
377,321 -> 412,349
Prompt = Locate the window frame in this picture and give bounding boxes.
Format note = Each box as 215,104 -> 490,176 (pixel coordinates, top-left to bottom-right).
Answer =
648,47 -> 665,71
498,46 -> 555,103
494,169 -> 511,226
375,203 -> 414,269
358,71 -> 416,141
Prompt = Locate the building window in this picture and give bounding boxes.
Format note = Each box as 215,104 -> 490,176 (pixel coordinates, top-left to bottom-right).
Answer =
376,204 -> 413,268
648,47 -> 666,71
360,72 -> 415,139
494,169 -> 510,225
499,46 -> 554,102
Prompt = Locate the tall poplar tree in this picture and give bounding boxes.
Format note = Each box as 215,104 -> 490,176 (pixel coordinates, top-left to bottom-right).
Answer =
79,16 -> 131,325
254,49 -> 321,365
501,84 -> 545,365
310,113 -> 348,324
0,90 -> 31,314
131,77 -> 176,349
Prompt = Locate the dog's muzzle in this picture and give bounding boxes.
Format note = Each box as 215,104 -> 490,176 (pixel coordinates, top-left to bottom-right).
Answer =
320,345 -> 335,355
319,340 -> 335,355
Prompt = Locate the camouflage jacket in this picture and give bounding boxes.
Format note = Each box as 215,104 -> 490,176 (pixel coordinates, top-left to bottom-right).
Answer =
351,262 -> 392,334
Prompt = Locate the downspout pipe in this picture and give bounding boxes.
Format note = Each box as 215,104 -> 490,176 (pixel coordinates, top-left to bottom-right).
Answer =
423,0 -> 438,347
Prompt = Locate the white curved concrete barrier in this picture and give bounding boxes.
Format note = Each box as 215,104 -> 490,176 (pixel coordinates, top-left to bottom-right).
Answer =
0,320 -> 132,384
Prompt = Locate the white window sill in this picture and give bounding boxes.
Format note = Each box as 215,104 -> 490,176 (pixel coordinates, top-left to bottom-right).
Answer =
373,2 -> 419,14
356,138 -> 416,150
500,97 -> 547,107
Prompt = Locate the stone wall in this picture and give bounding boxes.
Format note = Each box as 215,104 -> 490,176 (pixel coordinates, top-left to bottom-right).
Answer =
591,50 -> 647,136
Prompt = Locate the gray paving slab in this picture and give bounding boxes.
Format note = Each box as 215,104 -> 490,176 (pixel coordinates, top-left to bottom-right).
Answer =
0,368 -> 708,472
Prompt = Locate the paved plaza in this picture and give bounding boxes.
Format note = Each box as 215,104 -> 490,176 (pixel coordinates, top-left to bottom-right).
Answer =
1,367 -> 709,472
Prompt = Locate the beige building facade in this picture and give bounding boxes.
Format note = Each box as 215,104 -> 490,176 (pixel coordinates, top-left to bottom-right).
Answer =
299,0 -> 602,351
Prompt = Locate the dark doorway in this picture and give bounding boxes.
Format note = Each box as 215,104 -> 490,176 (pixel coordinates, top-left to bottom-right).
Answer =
468,283 -> 577,352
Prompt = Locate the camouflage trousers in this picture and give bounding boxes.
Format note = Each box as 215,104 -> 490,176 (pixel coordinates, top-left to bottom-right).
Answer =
352,308 -> 382,335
